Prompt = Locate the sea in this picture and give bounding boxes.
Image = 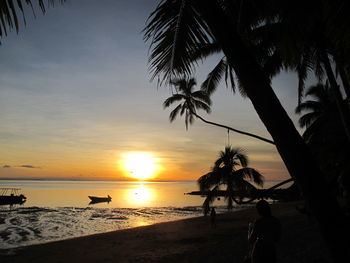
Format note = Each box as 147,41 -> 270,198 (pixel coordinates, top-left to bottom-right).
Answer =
0,180 -> 284,249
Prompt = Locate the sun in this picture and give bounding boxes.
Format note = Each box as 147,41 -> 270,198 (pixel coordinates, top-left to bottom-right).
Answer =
122,152 -> 160,180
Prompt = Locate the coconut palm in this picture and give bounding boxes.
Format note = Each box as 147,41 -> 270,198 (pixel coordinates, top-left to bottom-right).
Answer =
145,1 -> 349,260
163,77 -> 211,130
164,77 -> 275,144
296,82 -> 350,199
269,8 -> 350,141
198,146 -> 263,215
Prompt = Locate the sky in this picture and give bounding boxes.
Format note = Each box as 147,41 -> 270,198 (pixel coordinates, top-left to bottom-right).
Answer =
0,0 -> 305,182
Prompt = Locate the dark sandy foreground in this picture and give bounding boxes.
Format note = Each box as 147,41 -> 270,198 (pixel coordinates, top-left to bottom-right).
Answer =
0,202 -> 332,263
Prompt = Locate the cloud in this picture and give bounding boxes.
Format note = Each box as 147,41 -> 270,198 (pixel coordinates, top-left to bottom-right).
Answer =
17,165 -> 41,169
1,164 -> 41,169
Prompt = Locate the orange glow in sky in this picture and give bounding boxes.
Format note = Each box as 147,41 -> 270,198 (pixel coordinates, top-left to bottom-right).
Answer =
0,1 -> 292,182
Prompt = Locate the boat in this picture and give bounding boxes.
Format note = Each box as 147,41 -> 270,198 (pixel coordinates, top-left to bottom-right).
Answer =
88,195 -> 112,204
0,188 -> 27,205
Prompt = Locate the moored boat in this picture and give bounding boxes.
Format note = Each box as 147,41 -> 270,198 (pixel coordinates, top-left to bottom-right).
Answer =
88,195 -> 112,204
0,188 -> 27,205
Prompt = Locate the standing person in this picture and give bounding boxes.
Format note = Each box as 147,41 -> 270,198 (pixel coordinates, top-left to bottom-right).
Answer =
210,207 -> 216,228
248,200 -> 281,263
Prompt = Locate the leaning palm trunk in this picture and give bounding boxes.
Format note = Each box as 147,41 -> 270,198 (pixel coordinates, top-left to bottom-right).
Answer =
195,1 -> 349,261
191,112 -> 275,145
236,178 -> 295,205
192,178 -> 296,207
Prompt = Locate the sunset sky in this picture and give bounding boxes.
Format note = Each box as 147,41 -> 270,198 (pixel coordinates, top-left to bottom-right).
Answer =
0,0 -> 306,181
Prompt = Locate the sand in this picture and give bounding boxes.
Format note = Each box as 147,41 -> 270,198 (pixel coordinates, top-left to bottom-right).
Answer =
0,202 -> 332,263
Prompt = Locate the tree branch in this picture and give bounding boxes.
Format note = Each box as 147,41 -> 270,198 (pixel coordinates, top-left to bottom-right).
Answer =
192,112 -> 275,145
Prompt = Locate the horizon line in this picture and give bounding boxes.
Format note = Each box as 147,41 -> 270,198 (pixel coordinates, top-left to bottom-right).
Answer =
0,177 -> 284,182
0,177 -> 197,182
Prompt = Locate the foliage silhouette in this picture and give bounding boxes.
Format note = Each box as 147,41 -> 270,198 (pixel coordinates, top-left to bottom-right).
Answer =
296,82 -> 350,204
164,77 -> 275,144
198,146 -> 263,215
145,1 -> 350,261
0,0 -> 65,39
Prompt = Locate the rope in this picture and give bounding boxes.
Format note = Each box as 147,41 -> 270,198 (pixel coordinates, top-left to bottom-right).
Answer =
227,129 -> 230,145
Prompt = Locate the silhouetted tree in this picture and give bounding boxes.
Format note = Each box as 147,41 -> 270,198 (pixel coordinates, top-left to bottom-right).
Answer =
144,1 -> 349,260
164,77 -> 274,144
164,77 -> 211,130
296,82 -> 350,206
198,146 -> 263,215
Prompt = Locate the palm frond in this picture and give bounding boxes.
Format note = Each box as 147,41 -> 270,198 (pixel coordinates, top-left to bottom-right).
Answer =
0,0 -> 65,38
192,100 -> 211,113
296,82 -> 333,129
189,42 -> 222,62
198,171 -> 221,191
296,49 -> 314,104
227,63 -> 236,93
201,58 -> 227,95
234,168 -> 264,186
295,100 -> 322,114
163,94 -> 185,108
305,83 -> 331,102
298,112 -> 319,128
235,151 -> 248,168
191,90 -> 211,105
144,0 -> 214,83
262,50 -> 283,79
169,103 -> 182,122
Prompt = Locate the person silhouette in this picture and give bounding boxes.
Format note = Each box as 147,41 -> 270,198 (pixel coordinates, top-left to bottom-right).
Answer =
210,207 -> 216,227
248,200 -> 281,263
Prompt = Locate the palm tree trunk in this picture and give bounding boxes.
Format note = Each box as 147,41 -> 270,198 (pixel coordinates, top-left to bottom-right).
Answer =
322,52 -> 350,142
236,178 -> 295,204
195,1 -> 349,261
267,178 -> 294,190
192,112 -> 275,145
189,178 -> 295,204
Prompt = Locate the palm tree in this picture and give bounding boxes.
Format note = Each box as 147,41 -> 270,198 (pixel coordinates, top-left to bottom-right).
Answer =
198,146 -> 263,215
164,77 -> 275,144
250,1 -> 350,141
144,1 -> 349,260
164,77 -> 211,130
296,82 -> 350,200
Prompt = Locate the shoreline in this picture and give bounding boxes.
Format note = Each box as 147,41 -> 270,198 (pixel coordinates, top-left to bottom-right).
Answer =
0,201 -> 332,263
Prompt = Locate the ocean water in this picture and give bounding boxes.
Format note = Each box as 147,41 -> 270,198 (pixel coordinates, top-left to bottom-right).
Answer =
0,180 -> 284,249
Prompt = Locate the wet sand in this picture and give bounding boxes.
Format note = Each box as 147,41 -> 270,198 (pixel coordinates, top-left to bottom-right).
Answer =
0,202 -> 331,262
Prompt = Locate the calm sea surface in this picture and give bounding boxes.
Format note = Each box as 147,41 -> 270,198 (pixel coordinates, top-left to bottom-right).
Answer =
0,180 -> 283,249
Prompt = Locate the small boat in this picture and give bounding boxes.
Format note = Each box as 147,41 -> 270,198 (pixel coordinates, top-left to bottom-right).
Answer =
0,188 -> 27,205
88,195 -> 112,204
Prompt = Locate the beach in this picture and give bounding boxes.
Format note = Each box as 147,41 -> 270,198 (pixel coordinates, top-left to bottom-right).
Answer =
0,201 -> 331,263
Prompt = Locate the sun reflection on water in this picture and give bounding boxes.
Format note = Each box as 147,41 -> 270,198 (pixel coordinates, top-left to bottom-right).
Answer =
128,184 -> 155,206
